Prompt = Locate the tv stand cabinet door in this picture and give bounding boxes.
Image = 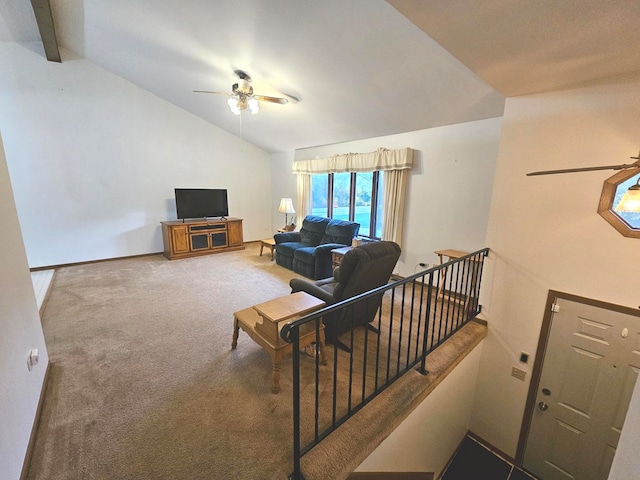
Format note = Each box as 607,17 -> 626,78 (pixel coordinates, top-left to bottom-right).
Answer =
168,224 -> 189,255
227,220 -> 244,246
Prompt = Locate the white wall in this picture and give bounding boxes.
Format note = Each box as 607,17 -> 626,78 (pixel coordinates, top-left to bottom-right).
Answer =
354,341 -> 484,477
472,74 -> 640,458
0,132 -> 49,480
270,150 -> 297,230
292,117 -> 503,277
0,43 -> 273,268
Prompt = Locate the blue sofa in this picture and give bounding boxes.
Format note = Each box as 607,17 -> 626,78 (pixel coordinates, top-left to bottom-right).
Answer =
274,215 -> 360,279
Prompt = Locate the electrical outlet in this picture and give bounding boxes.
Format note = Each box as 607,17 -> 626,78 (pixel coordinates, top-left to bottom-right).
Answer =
511,366 -> 526,381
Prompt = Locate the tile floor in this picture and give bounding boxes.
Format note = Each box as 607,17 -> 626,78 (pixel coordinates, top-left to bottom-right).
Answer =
441,436 -> 539,480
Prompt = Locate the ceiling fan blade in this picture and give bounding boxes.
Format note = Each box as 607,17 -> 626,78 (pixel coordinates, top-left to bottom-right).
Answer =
527,159 -> 640,176
193,90 -> 229,95
282,92 -> 300,103
254,95 -> 288,105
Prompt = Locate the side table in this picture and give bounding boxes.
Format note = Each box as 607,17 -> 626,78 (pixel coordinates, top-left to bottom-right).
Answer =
259,238 -> 276,260
231,292 -> 326,393
331,245 -> 353,269
434,249 -> 478,305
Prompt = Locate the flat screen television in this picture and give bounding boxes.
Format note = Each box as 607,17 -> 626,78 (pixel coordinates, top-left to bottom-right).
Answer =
174,188 -> 229,220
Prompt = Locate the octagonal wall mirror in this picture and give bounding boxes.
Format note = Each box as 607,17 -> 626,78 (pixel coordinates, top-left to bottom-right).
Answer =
598,169 -> 640,238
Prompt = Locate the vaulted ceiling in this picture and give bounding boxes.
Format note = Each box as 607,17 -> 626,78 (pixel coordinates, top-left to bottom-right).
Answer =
2,1 -> 640,153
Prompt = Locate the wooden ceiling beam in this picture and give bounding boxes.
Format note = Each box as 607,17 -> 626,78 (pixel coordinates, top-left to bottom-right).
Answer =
30,0 -> 61,62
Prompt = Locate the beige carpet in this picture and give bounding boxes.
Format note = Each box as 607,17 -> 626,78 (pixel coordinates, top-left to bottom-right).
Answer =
27,243 -> 486,480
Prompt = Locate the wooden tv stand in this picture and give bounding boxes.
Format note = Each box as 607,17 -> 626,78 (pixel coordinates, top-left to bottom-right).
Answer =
161,218 -> 244,260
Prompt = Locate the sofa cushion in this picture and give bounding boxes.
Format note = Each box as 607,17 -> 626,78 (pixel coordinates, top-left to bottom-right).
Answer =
276,242 -> 306,258
299,216 -> 330,245
320,218 -> 360,245
293,247 -> 319,279
293,246 -> 317,261
294,245 -> 335,279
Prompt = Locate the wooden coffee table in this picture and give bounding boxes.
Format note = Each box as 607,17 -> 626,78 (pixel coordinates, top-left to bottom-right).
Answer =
231,292 -> 326,393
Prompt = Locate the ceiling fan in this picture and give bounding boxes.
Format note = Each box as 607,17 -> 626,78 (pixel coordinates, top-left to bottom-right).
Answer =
527,153 -> 640,176
194,69 -> 288,115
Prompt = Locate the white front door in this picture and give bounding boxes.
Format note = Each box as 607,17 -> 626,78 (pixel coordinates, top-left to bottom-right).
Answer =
523,297 -> 640,479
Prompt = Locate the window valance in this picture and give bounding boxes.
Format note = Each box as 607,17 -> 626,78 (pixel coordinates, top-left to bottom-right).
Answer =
292,147 -> 414,174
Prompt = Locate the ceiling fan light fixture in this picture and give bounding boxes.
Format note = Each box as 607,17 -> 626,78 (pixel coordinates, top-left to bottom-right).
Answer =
227,97 -> 242,115
614,179 -> 640,213
196,70 -> 287,116
248,97 -> 259,115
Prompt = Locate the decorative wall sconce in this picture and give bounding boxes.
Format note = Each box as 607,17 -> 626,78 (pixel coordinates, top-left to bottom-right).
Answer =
598,170 -> 640,238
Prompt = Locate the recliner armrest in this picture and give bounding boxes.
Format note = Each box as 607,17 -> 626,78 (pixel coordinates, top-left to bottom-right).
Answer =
274,232 -> 301,244
289,277 -> 337,304
312,243 -> 348,255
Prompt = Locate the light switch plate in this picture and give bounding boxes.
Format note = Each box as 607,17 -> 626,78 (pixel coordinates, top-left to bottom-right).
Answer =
511,366 -> 526,381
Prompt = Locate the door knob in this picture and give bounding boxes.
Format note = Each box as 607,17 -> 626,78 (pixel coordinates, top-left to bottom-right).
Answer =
538,402 -> 548,411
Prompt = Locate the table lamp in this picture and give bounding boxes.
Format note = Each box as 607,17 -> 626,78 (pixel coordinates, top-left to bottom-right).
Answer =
278,197 -> 296,228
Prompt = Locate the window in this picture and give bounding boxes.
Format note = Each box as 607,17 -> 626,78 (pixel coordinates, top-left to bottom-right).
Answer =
311,171 -> 384,238
598,170 -> 640,238
294,147 -> 413,245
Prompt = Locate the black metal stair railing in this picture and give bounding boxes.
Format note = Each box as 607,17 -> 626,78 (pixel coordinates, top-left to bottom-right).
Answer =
281,248 -> 489,480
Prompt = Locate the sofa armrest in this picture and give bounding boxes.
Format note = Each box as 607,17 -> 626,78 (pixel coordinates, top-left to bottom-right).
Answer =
274,232 -> 301,244
289,277 -> 337,304
312,243 -> 348,255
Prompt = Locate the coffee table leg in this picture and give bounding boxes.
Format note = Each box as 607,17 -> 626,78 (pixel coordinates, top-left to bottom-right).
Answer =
271,351 -> 282,394
231,316 -> 239,349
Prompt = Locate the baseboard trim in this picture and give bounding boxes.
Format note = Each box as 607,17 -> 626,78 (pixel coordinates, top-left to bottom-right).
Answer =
28,244 -> 269,271
20,360 -> 51,480
29,252 -> 163,272
39,269 -> 57,318
472,317 -> 488,327
467,430 -> 516,465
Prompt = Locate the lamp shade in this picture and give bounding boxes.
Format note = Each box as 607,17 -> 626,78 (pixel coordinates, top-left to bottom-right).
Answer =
248,97 -> 259,115
227,97 -> 241,115
614,179 -> 640,212
278,198 -> 296,214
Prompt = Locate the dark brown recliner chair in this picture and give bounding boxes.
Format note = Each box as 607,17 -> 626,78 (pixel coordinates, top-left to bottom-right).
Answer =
289,241 -> 401,351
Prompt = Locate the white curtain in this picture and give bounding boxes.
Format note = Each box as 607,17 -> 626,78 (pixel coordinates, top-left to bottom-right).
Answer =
382,168 -> 409,245
296,173 -> 311,225
292,147 -> 414,174
293,148 -> 414,245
